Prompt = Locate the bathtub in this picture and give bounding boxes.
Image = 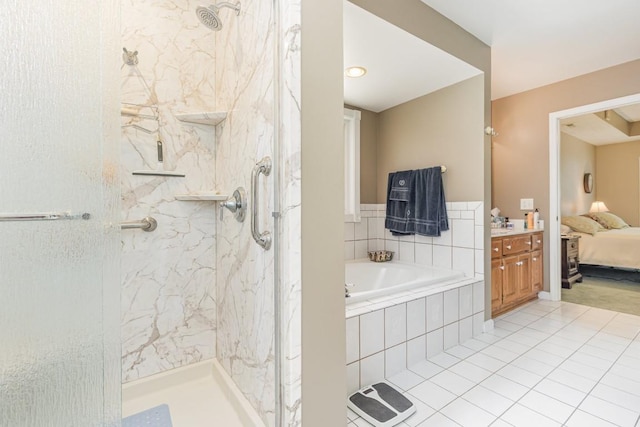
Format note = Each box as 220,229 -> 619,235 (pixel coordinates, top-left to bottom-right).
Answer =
345,259 -> 465,305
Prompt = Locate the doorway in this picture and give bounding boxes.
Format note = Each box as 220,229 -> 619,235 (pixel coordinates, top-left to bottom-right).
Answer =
547,93 -> 640,301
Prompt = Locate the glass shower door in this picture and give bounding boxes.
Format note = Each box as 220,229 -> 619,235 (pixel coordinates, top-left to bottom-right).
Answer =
0,2 -> 121,426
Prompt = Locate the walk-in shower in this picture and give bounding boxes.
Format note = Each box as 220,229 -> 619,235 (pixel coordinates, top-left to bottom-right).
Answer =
196,2 -> 241,31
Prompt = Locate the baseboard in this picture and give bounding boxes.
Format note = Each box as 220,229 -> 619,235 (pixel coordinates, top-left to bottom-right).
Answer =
537,291 -> 552,300
483,319 -> 495,332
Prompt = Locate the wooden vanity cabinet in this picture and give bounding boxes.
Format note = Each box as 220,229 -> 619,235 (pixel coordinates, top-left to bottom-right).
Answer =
491,232 -> 543,317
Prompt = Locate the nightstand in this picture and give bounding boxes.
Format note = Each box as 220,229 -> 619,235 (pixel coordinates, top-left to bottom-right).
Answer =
561,235 -> 582,289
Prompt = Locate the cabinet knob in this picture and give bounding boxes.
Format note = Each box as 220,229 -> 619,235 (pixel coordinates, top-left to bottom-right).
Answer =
533,257 -> 537,261
537,240 -> 541,244
493,247 -> 499,252
516,261 -> 523,266
506,245 -> 512,249
499,265 -> 505,270
526,241 -> 531,245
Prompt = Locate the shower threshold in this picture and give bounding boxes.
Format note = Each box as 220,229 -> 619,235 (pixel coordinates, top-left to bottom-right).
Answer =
122,359 -> 263,427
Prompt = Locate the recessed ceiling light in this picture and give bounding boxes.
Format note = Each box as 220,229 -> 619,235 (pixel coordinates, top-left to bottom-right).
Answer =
345,66 -> 367,78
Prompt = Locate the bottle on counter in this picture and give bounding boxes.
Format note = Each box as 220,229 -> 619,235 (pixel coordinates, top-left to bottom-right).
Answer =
527,211 -> 534,229
533,208 -> 540,229
524,213 -> 529,229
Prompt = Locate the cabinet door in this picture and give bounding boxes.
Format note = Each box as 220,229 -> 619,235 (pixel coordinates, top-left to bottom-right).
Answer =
491,259 -> 503,313
531,250 -> 542,292
516,253 -> 532,298
491,238 -> 502,259
502,255 -> 519,305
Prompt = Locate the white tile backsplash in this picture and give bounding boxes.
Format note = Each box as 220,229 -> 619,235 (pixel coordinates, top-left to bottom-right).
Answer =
453,247 -> 475,277
345,223 -> 355,241
399,241 -> 416,263
345,202 -> 483,279
355,240 -> 368,259
452,219 -> 475,248
433,228 -> 452,246
344,241 -> 355,261
433,245 -> 453,269
415,243 -> 433,266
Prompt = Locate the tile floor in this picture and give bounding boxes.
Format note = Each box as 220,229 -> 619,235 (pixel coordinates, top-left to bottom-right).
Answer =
347,299 -> 640,426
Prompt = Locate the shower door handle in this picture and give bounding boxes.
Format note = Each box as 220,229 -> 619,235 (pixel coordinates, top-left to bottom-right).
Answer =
251,156 -> 272,250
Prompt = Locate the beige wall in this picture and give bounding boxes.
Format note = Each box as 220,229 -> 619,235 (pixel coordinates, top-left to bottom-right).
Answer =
345,104 -> 379,203
492,59 -> 640,291
349,0 -> 492,318
560,133 -> 596,216
301,0 -> 346,424
596,140 -> 640,226
376,75 -> 485,203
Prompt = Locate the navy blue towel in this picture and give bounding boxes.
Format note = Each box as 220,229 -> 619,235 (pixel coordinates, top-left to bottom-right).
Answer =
385,166 -> 449,237
384,170 -> 415,235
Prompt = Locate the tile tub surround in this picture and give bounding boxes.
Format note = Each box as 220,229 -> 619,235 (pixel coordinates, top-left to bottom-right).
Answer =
345,202 -> 485,279
346,279 -> 485,393
121,0 -> 218,383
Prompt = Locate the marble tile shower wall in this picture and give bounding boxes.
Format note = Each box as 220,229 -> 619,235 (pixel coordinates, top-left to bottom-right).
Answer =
215,1 -> 280,424
120,1 -> 218,382
345,202 -> 485,278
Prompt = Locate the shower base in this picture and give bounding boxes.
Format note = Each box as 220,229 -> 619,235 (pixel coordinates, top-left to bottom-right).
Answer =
122,359 -> 263,427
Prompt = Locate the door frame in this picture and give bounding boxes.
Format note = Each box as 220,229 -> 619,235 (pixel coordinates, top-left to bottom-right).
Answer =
547,93 -> 640,301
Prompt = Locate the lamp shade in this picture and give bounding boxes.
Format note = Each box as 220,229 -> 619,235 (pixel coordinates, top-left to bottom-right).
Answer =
589,201 -> 609,213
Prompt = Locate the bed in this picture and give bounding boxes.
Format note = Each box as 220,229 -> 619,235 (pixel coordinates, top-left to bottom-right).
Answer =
561,212 -> 640,270
569,228 -> 640,270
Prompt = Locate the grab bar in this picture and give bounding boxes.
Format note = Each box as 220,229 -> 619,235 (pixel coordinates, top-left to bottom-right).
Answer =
120,216 -> 157,232
0,212 -> 91,222
251,157 -> 272,250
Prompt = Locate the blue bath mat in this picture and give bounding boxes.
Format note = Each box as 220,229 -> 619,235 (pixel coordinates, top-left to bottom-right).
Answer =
122,404 -> 173,427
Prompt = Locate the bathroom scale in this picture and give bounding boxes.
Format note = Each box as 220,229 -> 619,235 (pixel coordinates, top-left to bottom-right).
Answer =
347,381 -> 416,426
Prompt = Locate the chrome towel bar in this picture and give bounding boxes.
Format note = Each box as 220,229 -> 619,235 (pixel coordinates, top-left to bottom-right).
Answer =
251,157 -> 272,250
120,216 -> 157,232
0,212 -> 91,222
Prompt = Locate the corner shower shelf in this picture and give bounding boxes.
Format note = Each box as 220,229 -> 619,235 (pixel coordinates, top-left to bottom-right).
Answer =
175,112 -> 227,126
175,192 -> 228,201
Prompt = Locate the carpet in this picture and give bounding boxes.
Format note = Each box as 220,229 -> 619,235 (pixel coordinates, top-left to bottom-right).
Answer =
562,266 -> 640,316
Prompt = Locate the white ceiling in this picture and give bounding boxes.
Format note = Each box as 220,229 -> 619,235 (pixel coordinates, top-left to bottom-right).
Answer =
343,1 -> 482,113
421,0 -> 640,100
561,104 -> 640,146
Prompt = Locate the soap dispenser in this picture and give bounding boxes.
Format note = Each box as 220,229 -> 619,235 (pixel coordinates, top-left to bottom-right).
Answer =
533,208 -> 540,229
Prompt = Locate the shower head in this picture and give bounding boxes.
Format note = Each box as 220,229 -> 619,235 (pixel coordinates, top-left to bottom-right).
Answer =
196,2 -> 241,31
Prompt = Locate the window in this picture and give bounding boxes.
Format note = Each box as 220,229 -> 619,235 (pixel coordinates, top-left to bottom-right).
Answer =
344,108 -> 361,222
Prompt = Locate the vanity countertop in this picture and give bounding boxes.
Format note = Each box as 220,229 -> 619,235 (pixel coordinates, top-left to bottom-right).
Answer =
491,228 -> 543,238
